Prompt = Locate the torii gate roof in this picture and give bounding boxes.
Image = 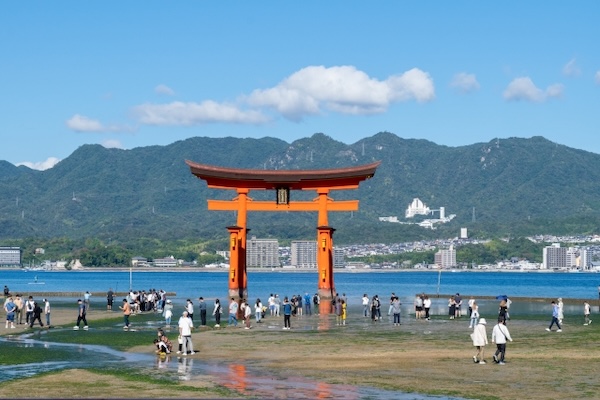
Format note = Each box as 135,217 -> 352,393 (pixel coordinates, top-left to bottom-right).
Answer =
186,160 -> 381,190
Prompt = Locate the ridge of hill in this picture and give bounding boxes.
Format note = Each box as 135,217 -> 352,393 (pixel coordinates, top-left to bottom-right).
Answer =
1,132 -> 600,244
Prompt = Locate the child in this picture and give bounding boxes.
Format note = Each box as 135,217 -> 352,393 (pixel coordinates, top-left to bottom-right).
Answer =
154,338 -> 170,355
584,301 -> 592,326
341,299 -> 347,325
157,329 -> 173,353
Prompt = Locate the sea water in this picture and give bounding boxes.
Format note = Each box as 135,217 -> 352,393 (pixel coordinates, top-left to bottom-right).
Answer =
4,270 -> 598,305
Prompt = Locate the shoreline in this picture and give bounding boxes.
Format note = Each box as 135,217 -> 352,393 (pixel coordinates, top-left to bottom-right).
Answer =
7,267 -> 600,274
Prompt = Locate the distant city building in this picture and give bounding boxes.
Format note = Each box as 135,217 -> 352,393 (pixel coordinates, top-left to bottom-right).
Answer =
0,247 -> 21,266
291,240 -> 317,268
216,250 -> 230,260
542,243 -> 567,270
246,237 -> 279,268
35,248 -> 45,255
131,256 -> 149,267
460,228 -> 468,239
580,247 -> 591,270
333,247 -> 345,268
153,256 -> 178,268
566,247 -> 578,268
434,245 -> 456,268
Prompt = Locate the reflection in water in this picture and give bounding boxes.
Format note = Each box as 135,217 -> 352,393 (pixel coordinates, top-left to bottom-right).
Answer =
0,332 -> 464,399
225,364 -> 247,393
177,356 -> 193,381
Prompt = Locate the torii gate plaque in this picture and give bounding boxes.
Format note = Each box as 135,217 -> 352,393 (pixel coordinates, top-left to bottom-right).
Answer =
186,160 -> 380,301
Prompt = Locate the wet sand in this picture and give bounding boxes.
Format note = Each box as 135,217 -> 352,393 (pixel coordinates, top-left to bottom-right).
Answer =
1,302 -> 599,399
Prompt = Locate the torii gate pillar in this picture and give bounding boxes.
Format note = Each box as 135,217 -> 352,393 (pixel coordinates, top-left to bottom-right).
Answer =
227,225 -> 247,301
317,225 -> 336,299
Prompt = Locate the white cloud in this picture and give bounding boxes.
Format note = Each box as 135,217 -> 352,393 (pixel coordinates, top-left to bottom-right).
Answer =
16,157 -> 61,171
450,73 -> 480,93
155,84 -> 175,96
102,139 -> 123,149
563,58 -> 581,77
246,65 -> 435,120
66,114 -> 104,132
66,114 -> 136,133
132,101 -> 269,126
503,77 -> 564,102
595,71 -> 600,84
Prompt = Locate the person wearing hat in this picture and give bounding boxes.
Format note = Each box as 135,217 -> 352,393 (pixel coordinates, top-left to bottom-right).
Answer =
471,317 -> 488,364
162,299 -> 173,327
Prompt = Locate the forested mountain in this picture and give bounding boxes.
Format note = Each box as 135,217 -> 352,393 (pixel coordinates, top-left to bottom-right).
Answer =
1,132 -> 600,245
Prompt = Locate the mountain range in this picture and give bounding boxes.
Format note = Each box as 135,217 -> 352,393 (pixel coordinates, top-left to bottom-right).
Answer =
1,132 -> 600,244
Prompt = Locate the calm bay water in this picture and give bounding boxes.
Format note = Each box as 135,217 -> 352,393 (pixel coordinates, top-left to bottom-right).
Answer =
3,269 -> 598,305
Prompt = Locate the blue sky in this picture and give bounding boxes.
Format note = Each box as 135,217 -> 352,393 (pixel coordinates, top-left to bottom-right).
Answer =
2,2 -> 599,170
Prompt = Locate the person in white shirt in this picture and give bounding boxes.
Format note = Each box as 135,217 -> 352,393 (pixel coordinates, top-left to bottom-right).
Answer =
423,295 -> 432,321
362,294 -> 370,317
43,299 -> 51,326
178,311 -> 194,355
469,301 -> 479,329
491,319 -> 513,365
584,301 -> 592,325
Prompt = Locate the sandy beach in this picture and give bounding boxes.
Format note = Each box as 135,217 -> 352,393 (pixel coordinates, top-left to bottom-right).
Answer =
0,299 -> 599,399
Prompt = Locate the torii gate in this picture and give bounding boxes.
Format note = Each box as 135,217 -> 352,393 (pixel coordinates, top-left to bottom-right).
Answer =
186,160 -> 380,301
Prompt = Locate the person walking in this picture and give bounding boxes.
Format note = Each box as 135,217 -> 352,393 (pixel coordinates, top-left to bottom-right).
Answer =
14,295 -> 24,325
423,295 -> 431,321
471,318 -> 488,364
362,293 -> 369,317
43,298 -> 51,327
282,297 -> 292,330
74,299 -> 88,330
186,299 -> 194,321
213,298 -> 222,327
491,319 -> 513,365
254,298 -> 263,324
120,298 -> 132,330
106,288 -> 114,311
25,296 -> 35,326
469,301 -> 479,329
4,296 -> 16,329
584,301 -> 592,326
303,293 -> 312,316
228,298 -> 238,327
163,299 -> 173,328
391,296 -> 401,326
178,311 -> 194,355
29,301 -> 44,328
546,301 -> 562,332
557,298 -> 564,325
243,299 -> 252,329
198,297 -> 207,326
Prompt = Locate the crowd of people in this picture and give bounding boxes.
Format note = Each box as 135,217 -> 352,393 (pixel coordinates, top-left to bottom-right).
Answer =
2,284 -> 596,369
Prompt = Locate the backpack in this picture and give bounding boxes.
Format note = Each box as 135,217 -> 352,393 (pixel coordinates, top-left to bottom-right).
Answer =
313,295 -> 319,305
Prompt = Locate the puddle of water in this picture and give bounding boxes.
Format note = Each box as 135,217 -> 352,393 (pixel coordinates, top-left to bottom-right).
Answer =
0,333 -> 463,400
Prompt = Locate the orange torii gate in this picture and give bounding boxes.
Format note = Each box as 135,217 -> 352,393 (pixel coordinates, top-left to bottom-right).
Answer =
186,160 -> 380,301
